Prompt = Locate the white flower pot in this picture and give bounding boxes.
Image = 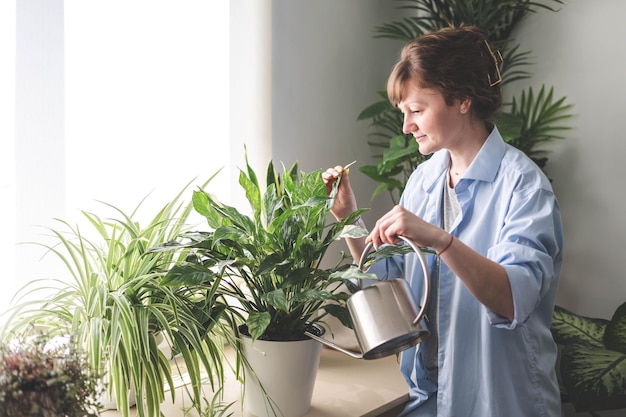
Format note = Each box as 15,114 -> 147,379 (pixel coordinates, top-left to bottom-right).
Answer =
241,327 -> 323,417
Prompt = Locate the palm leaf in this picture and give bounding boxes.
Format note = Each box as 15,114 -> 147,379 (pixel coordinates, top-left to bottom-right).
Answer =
506,85 -> 573,168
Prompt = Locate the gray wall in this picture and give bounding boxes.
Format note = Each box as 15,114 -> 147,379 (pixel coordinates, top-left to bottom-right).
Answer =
510,0 -> 626,323
511,5 -> 626,412
271,0 -> 402,226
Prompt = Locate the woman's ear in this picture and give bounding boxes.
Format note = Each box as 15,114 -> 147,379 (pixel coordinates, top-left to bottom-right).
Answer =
458,97 -> 472,114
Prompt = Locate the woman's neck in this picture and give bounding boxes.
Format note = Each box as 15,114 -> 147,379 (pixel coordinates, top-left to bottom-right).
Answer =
448,121 -> 491,180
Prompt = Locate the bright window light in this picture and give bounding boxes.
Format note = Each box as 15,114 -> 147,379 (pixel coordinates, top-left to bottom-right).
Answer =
65,1 -> 231,222
2,1 -> 231,318
0,0 -> 16,307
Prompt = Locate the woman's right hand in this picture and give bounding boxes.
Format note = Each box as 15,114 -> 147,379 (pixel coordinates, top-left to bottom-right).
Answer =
322,165 -> 358,221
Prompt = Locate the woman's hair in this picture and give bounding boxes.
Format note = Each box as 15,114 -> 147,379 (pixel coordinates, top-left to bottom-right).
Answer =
387,26 -> 503,121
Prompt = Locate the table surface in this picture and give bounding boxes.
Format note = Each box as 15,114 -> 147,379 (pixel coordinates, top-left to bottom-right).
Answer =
102,346 -> 409,417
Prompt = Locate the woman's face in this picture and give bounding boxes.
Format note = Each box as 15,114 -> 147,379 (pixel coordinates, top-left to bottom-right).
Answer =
397,80 -> 466,156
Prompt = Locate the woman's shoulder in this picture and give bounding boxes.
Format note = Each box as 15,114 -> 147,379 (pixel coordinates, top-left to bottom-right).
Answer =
499,142 -> 553,191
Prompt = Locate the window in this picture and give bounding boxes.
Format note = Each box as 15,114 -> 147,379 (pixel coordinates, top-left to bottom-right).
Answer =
65,1 -> 230,215
2,1 -> 249,313
0,0 -> 16,306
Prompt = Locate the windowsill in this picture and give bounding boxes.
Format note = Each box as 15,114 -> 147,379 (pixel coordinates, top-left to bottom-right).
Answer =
102,346 -> 409,417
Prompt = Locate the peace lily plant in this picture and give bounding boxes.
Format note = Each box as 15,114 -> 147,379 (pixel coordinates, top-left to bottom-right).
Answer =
156,154 -> 370,343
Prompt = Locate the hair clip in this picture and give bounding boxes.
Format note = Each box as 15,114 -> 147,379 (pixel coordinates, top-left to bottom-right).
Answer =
484,40 -> 503,87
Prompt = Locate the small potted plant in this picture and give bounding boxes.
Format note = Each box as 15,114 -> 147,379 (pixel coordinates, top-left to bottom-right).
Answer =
0,334 -> 102,417
156,151 -> 369,417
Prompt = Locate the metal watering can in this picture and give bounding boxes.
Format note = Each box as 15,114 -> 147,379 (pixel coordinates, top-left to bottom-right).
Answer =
305,236 -> 430,360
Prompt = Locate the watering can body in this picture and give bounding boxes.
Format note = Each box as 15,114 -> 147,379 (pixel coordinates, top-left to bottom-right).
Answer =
305,236 -> 431,360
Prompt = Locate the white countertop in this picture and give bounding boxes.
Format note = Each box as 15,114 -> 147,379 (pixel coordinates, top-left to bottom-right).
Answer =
103,346 -> 408,417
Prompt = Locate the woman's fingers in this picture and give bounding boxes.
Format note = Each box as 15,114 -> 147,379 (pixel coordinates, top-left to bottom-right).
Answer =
322,165 -> 343,184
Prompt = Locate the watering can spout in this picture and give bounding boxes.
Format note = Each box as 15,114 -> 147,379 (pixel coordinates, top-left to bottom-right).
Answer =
308,236 -> 431,360
303,331 -> 364,359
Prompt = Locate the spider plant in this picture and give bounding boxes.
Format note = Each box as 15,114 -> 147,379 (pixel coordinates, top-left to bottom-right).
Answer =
358,0 -> 572,204
0,179 -> 232,417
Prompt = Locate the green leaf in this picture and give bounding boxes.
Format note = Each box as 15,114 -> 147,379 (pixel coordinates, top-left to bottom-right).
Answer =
330,265 -> 379,282
322,303 -> 353,329
382,135 -> 419,163
336,225 -> 369,240
160,263 -> 216,287
243,148 -> 260,188
357,99 -> 395,120
295,289 -> 334,302
561,343 -> 626,412
551,305 -> 608,349
265,289 -> 289,313
493,112 -> 523,143
605,301 -> 626,354
239,169 -> 261,216
192,190 -> 229,229
256,253 -> 284,276
360,243 -> 430,271
246,311 -> 271,341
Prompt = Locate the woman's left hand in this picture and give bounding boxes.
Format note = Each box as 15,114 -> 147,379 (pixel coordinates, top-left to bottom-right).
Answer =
368,205 -> 451,253
371,206 -> 514,320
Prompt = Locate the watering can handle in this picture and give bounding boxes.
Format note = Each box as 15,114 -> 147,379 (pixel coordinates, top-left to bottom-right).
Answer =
357,235 -> 430,327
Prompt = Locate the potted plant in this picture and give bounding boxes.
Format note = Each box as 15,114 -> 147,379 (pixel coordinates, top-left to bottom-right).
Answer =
1,179 -> 232,417
156,153 -> 369,417
0,333 -> 102,417
357,0 -> 572,204
551,302 -> 626,415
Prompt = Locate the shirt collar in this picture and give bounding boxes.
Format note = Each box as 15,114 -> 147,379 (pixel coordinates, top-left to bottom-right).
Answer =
422,126 -> 505,192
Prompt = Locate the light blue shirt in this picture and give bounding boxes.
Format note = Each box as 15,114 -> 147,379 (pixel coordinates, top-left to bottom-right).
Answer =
370,127 -> 563,417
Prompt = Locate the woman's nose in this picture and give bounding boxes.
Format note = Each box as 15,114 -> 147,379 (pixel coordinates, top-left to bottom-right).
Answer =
402,116 -> 416,135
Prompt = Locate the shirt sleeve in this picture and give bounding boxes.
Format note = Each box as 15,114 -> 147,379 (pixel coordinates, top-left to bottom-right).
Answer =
486,187 -> 563,329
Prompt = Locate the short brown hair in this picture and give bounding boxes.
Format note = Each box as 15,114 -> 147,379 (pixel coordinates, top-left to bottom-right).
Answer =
387,26 -> 503,121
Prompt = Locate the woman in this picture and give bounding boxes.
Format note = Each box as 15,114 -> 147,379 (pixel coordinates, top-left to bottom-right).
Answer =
323,26 -> 563,417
